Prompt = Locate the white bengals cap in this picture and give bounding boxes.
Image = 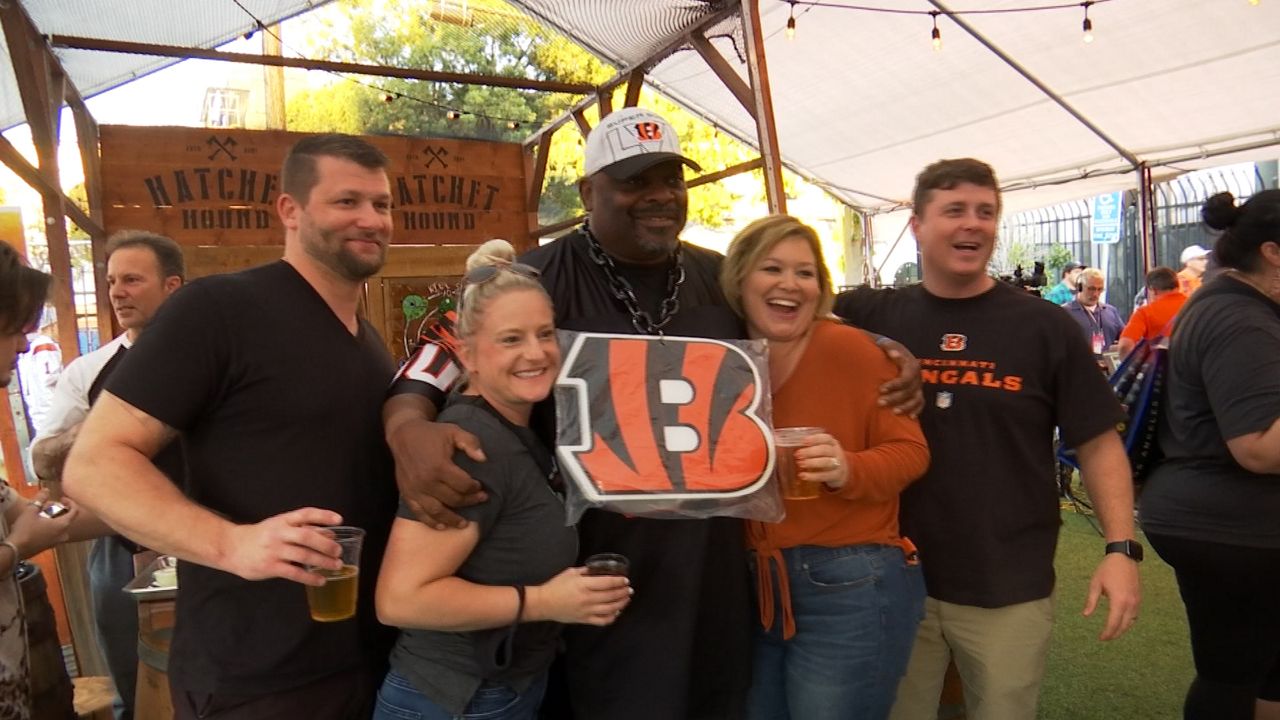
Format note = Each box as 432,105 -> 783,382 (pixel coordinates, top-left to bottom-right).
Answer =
583,107 -> 702,179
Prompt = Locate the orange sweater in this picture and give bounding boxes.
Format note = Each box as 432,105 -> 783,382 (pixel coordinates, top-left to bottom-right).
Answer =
747,320 -> 930,637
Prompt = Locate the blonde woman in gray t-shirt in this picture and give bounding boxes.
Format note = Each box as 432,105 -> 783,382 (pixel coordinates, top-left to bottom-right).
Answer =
373,240 -> 632,720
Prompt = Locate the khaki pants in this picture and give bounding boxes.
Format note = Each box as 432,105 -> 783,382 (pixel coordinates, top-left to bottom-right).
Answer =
889,595 -> 1055,720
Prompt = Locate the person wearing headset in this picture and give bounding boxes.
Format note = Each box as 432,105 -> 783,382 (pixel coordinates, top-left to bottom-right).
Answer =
1062,268 -> 1126,358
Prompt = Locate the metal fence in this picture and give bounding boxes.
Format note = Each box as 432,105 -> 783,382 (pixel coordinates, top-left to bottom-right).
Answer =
996,162 -> 1274,319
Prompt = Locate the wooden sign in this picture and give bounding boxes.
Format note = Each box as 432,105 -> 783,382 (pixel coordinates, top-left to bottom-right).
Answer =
100,126 -> 529,247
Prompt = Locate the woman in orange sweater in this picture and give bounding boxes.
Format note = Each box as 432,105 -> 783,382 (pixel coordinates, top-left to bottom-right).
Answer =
722,215 -> 931,720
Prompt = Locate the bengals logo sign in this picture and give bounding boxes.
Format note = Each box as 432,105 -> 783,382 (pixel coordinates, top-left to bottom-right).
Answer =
633,121 -> 663,141
555,333 -> 774,504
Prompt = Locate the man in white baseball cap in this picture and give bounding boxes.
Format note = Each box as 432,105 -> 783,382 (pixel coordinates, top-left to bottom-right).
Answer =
382,105 -> 925,719
1178,244 -> 1210,296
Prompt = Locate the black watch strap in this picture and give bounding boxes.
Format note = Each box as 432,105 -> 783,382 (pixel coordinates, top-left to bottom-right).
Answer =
1105,539 -> 1144,562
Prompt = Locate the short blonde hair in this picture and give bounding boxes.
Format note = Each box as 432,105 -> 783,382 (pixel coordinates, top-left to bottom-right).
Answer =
1078,267 -> 1105,288
720,214 -> 834,319
455,239 -> 549,339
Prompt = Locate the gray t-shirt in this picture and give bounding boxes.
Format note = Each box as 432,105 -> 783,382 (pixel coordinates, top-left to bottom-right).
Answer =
1142,276 -> 1280,548
388,395 -> 576,713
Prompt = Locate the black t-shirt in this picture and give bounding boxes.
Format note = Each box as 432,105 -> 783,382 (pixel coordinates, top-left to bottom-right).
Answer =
523,230 -> 753,720
389,230 -> 752,718
834,281 -> 1123,607
1142,276 -> 1280,548
105,261 -> 399,696
389,395 -> 576,714
89,344 -> 186,553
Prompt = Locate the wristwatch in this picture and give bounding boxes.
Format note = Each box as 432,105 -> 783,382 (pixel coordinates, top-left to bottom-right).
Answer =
1104,540 -> 1144,563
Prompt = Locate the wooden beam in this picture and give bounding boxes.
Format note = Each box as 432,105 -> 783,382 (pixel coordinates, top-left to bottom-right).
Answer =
571,109 -> 592,138
597,88 -> 614,120
531,215 -> 584,240
526,132 -> 553,211
740,0 -> 787,214
262,25 -> 288,130
623,69 -> 645,108
1,3 -> 55,154
522,1 -> 742,149
687,157 -> 765,188
49,34 -> 598,95
689,31 -> 757,120
0,136 -> 105,238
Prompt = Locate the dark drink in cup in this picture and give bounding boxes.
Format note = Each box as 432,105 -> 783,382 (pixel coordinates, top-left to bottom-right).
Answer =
773,427 -> 824,500
584,553 -> 629,577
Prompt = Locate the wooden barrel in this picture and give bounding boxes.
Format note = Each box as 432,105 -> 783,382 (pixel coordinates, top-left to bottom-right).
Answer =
18,561 -> 76,719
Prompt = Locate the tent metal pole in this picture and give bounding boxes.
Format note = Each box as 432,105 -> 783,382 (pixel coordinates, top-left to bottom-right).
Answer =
1137,163 -> 1157,273
926,0 -> 1139,169
740,0 -> 787,214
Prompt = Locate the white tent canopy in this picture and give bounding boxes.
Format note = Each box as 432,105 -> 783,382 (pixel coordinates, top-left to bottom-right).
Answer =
510,0 -> 1280,215
4,0 -> 1279,217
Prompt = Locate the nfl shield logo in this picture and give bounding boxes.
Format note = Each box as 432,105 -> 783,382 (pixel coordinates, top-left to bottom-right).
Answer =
936,391 -> 953,410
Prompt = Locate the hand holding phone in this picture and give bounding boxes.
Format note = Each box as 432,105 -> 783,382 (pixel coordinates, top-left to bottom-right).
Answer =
38,501 -> 70,519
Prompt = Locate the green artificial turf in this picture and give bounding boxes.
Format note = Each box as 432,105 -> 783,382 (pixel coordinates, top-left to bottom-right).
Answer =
1038,508 -> 1195,719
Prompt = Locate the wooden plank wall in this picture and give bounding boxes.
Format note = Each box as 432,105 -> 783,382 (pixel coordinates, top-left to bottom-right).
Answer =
99,126 -> 530,248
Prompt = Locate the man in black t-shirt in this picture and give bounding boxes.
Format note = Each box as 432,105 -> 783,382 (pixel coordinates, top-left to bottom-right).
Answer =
386,107 -> 751,720
384,108 -> 922,719
835,159 -> 1142,720
65,135 -> 400,719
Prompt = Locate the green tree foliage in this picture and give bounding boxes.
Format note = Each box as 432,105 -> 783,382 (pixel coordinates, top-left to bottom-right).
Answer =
285,0 -> 757,228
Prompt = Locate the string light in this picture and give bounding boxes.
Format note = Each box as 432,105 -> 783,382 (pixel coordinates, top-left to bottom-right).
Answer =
445,110 -> 463,120
507,120 -> 521,129
383,93 -> 396,103
786,1 -> 797,40
1081,1 -> 1094,43
930,11 -> 942,52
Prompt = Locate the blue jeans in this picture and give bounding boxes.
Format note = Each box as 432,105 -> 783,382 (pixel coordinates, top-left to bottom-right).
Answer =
747,544 -> 926,720
372,669 -> 547,720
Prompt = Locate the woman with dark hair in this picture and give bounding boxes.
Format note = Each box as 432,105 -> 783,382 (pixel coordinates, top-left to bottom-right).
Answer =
721,215 -> 930,720
1142,189 -> 1280,720
372,239 -> 631,720
0,242 -> 84,719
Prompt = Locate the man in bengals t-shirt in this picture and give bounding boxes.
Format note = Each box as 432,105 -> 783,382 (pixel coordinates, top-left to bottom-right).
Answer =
835,158 -> 1142,720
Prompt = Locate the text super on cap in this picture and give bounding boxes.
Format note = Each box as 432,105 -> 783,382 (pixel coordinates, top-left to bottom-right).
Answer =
583,107 -> 702,180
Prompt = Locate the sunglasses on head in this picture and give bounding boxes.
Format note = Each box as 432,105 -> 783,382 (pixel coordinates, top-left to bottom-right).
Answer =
462,262 -> 541,287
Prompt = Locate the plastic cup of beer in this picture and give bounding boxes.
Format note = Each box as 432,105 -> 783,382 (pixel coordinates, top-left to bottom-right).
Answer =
306,526 -> 364,622
583,553 -> 629,577
774,427 -> 825,500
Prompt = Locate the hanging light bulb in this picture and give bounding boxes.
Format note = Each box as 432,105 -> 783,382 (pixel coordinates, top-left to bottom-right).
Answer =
383,93 -> 395,103
445,110 -> 462,121
507,120 -> 521,130
930,12 -> 942,52
786,1 -> 797,40
1081,2 -> 1095,43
